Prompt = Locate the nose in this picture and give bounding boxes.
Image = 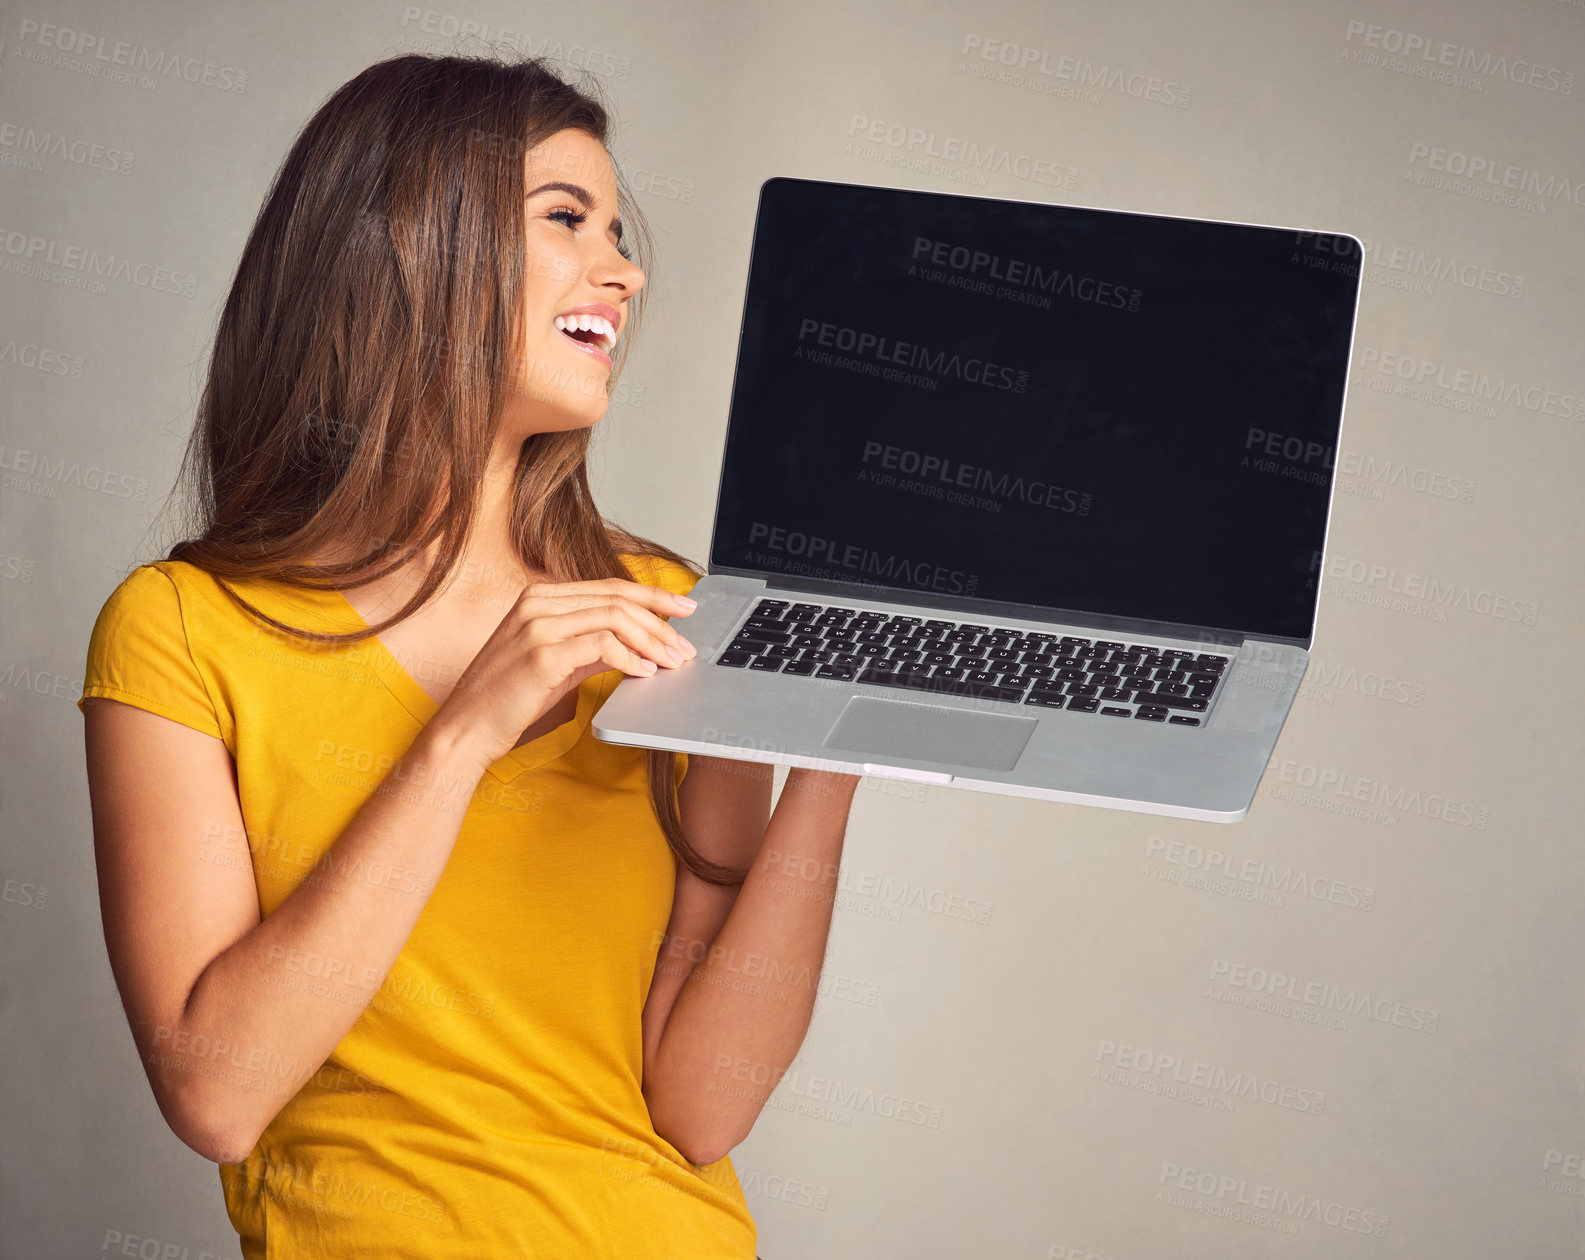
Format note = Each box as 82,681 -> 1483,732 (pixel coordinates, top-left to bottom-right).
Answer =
594,242 -> 644,297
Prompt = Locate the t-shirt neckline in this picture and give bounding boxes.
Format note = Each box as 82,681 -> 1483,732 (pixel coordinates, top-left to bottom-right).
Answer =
278,560 -> 613,783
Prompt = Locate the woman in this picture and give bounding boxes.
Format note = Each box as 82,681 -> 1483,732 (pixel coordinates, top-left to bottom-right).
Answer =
78,52 -> 858,1258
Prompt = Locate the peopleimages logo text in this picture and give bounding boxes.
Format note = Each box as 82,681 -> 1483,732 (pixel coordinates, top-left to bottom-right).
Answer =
1209,958 -> 1439,1033
1158,1161 -> 1389,1236
860,440 -> 1091,514
912,236 -> 1142,311
747,522 -> 976,597
796,318 -> 1028,392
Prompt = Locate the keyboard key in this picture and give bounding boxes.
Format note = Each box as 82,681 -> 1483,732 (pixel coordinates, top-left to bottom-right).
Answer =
1067,697 -> 1100,712
1099,686 -> 1133,701
718,650 -> 755,668
1151,694 -> 1208,711
782,659 -> 818,675
1100,706 -> 1132,717
748,656 -> 783,671
766,644 -> 801,658
1169,715 -> 1202,726
816,663 -> 859,681
1135,708 -> 1166,721
1024,689 -> 1067,708
753,599 -> 788,614
1068,682 -> 1099,697
736,627 -> 791,645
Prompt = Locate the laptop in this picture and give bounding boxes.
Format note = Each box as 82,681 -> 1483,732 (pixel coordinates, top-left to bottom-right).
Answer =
592,176 -> 1363,823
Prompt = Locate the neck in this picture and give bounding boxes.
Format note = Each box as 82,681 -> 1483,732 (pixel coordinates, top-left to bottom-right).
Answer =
315,431 -> 539,604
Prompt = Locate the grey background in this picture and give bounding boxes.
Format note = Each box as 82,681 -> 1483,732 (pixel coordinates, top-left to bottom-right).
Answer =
3,1 -> 1583,1256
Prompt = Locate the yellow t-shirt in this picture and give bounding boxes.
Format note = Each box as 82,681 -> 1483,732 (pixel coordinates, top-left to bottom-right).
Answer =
77,555 -> 758,1259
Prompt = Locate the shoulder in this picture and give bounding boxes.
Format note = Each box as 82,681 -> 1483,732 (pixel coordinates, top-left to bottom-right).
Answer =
86,558 -> 273,671
91,561 -> 188,627
81,560 -> 232,740
95,558 -> 222,609
617,550 -> 703,601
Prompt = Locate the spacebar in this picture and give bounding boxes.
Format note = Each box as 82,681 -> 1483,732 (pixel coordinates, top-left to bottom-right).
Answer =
857,666 -> 1023,704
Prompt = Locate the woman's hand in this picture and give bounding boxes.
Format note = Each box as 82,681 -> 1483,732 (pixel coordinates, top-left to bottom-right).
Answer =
430,577 -> 697,773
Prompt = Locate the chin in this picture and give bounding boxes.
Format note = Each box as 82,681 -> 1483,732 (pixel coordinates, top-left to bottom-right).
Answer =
506,383 -> 610,434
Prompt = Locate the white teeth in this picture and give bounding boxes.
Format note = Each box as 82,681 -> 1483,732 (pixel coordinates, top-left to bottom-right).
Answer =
553,312 -> 618,353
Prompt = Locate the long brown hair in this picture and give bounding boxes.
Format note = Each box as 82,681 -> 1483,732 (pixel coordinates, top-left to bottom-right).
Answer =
157,51 -> 748,886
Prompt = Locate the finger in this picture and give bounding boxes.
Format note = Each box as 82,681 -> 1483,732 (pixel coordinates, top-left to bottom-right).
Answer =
518,590 -> 695,659
535,624 -> 660,683
530,604 -> 692,670
520,578 -> 695,618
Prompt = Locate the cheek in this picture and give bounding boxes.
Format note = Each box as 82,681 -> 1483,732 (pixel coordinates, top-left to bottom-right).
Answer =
522,230 -> 581,288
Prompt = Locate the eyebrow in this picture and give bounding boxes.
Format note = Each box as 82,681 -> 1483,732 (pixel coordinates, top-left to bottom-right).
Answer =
526,180 -> 625,247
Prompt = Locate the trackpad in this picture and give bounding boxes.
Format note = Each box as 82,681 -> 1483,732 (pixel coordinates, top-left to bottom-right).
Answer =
821,696 -> 1037,771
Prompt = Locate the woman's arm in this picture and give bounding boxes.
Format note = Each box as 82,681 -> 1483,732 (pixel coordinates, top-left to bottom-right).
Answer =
642,758 -> 860,1166
87,575 -> 691,1165
86,698 -> 492,1163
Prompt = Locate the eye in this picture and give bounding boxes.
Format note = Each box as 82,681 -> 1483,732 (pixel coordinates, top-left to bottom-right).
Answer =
546,206 -> 634,262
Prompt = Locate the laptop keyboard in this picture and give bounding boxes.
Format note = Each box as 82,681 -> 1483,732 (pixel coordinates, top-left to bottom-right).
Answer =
714,598 -> 1231,726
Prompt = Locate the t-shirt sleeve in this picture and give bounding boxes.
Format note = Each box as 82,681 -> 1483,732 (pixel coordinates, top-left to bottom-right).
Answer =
78,563 -> 226,741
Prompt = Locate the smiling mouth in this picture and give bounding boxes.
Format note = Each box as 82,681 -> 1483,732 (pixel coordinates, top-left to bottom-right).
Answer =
554,313 -> 616,358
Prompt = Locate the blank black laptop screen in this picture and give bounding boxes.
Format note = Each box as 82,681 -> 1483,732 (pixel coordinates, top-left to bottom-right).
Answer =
709,178 -> 1361,643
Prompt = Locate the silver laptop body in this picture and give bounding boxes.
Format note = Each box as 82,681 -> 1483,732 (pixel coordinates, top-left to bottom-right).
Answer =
593,177 -> 1363,823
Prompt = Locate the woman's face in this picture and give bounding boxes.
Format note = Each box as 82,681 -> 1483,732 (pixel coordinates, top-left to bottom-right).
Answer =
506,127 -> 645,434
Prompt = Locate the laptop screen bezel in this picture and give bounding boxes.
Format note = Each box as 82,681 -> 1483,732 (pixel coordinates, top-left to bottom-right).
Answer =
702,175 -> 1364,653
